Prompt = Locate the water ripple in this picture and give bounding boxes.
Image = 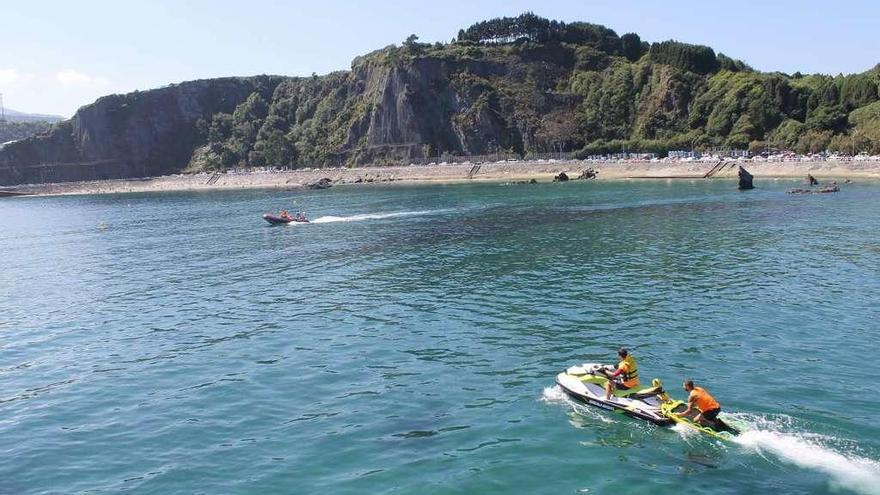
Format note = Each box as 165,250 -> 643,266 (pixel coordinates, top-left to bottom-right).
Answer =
1,181 -> 879,494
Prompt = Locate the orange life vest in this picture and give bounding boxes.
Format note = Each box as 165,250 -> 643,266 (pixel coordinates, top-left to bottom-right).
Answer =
617,355 -> 639,388
690,386 -> 720,412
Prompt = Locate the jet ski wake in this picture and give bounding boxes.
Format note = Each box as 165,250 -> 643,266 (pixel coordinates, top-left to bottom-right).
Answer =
553,364 -> 880,495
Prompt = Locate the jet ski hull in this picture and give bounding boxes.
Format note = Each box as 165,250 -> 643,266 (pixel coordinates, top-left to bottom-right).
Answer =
556,366 -> 673,426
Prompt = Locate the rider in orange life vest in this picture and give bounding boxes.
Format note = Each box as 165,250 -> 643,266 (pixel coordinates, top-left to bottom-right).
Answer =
604,348 -> 639,399
679,380 -> 722,426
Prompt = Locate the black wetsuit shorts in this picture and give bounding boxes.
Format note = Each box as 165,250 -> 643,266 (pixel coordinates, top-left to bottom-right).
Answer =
702,408 -> 721,421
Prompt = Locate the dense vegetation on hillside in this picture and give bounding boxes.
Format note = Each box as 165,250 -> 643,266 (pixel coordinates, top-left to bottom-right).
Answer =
0,121 -> 54,144
184,13 -> 879,170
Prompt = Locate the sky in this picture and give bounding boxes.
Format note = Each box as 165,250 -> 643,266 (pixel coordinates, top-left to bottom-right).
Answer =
2,0 -> 878,117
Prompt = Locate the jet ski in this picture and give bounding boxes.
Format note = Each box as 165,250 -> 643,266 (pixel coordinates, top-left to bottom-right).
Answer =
263,214 -> 309,225
660,401 -> 742,440
556,363 -> 675,426
556,363 -> 744,440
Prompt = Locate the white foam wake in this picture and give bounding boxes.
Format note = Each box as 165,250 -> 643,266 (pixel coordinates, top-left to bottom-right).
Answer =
734,425 -> 880,495
310,210 -> 438,224
540,385 -> 569,405
540,385 -> 615,424
540,386 -> 880,494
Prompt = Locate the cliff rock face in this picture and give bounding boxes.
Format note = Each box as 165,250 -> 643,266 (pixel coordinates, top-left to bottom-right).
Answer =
343,55 -> 525,164
0,77 -> 282,185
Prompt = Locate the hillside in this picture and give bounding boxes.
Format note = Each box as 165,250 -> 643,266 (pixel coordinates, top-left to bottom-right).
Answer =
2,13 -> 879,185
2,108 -> 65,123
1,108 -> 63,147
0,120 -> 55,144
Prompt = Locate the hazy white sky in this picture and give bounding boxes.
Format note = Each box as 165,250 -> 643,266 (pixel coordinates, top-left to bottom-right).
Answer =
2,0 -> 878,117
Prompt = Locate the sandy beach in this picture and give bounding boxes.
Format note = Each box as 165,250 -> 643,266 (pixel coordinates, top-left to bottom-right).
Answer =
4,159 -> 879,197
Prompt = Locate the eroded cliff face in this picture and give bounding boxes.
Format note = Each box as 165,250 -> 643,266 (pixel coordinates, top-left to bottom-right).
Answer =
333,51 -> 576,165
0,77 -> 282,185
344,56 -> 520,163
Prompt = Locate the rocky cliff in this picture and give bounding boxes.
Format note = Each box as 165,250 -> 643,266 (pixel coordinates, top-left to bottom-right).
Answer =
2,13 -> 879,186
0,76 -> 282,185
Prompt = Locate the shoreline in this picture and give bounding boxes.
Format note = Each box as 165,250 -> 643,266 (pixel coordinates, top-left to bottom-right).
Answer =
4,159 -> 879,197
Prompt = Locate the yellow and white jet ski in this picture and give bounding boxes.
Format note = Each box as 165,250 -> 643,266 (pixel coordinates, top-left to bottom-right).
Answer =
556,363 -> 675,425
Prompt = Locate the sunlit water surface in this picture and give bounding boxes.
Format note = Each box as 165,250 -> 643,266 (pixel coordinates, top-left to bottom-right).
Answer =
2,179 -> 879,494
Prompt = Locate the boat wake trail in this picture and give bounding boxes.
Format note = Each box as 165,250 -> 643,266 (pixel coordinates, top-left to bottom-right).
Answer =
731,414 -> 880,495
310,210 -> 442,224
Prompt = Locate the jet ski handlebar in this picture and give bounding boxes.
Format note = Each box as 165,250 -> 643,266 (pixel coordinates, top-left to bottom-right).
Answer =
587,364 -> 616,375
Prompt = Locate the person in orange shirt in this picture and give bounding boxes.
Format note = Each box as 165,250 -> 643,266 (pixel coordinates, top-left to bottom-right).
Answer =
680,380 -> 722,427
604,348 -> 639,399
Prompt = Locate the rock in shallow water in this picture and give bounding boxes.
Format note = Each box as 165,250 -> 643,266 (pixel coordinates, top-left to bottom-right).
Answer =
307,177 -> 333,189
738,166 -> 754,190
576,168 -> 597,180
788,185 -> 840,194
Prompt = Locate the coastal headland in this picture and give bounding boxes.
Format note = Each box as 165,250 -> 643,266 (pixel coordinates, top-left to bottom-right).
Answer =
3,12 -> 880,191
4,159 -> 877,197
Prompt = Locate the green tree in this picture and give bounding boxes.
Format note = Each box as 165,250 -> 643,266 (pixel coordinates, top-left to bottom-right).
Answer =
255,129 -> 296,167
650,40 -> 719,74
208,113 -> 233,143
621,33 -> 643,62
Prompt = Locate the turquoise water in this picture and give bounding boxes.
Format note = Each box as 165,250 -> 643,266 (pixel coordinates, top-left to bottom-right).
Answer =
2,179 -> 879,494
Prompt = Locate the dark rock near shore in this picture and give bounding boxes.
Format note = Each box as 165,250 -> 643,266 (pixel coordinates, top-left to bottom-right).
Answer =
788,184 -> 840,194
737,166 -> 754,190
307,177 -> 333,190
575,168 -> 597,180
553,172 -> 569,182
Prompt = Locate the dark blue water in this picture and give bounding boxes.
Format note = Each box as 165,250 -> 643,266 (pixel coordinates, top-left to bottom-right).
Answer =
2,180 -> 879,494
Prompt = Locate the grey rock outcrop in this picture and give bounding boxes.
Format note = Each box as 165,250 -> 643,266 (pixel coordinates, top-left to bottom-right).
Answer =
576,168 -> 597,180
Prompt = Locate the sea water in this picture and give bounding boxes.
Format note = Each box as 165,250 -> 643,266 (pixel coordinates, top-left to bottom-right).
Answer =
1,179 -> 879,494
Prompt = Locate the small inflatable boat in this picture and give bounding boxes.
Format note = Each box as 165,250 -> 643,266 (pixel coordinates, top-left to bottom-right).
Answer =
263,214 -> 309,225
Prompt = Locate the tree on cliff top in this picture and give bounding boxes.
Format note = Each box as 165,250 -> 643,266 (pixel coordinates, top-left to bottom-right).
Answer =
649,40 -> 719,74
456,12 -> 621,53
